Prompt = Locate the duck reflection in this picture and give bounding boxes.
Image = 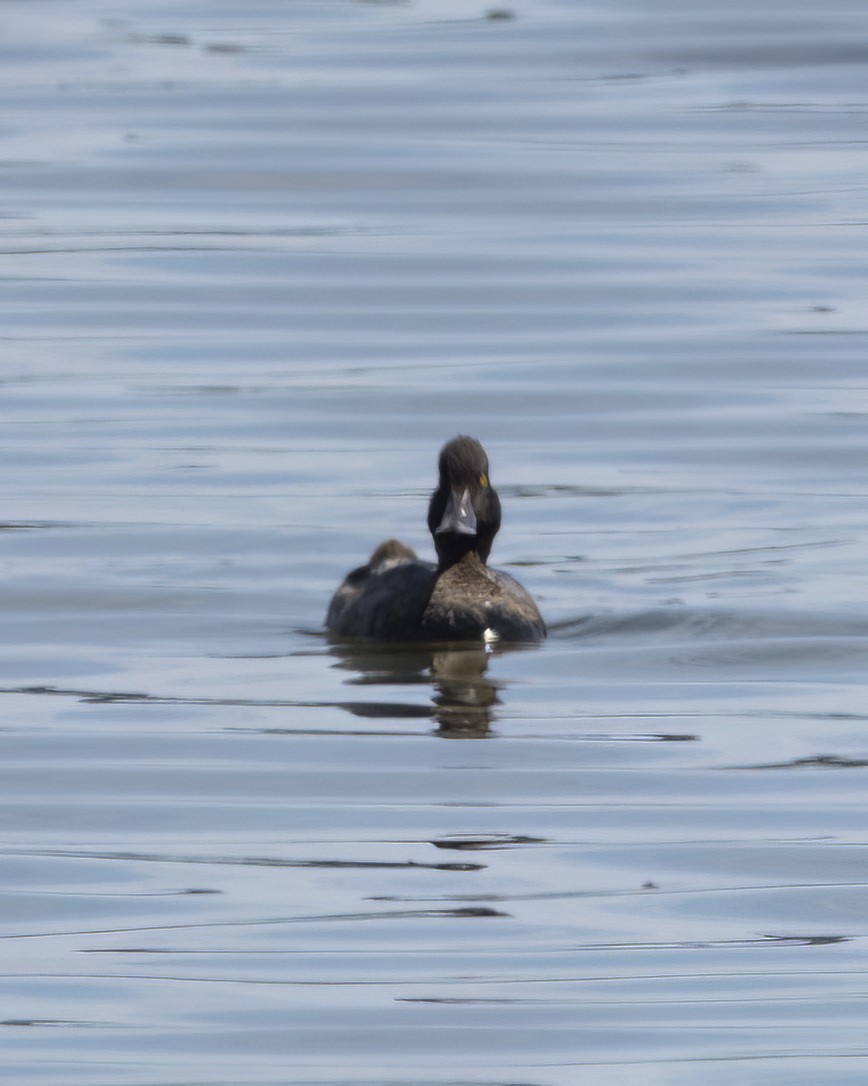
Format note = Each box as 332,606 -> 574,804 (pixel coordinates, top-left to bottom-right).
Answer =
430,648 -> 498,736
329,643 -> 522,737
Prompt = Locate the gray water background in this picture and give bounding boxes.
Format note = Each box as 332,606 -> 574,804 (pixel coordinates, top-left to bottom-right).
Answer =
2,0 -> 868,1082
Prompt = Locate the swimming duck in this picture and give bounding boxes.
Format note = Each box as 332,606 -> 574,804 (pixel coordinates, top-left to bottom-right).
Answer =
326,436 -> 546,643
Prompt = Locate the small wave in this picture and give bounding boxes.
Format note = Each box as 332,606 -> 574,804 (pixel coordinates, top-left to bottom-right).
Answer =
551,606 -> 868,644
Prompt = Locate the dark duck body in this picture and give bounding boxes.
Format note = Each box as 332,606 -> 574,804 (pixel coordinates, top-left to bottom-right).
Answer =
326,436 -> 546,644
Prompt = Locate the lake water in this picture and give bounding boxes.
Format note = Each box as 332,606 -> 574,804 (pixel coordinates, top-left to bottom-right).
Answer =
2,0 -> 868,1082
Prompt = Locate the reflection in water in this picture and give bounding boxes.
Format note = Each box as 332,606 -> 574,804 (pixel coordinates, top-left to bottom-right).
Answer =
431,649 -> 498,737
329,643 -> 535,736
0,646 -> 510,737
431,833 -> 547,849
735,753 -> 868,770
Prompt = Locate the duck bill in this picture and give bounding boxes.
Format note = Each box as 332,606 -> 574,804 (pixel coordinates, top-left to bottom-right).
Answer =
435,486 -> 478,536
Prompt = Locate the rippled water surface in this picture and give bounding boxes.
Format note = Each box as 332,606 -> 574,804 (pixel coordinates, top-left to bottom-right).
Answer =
3,1 -> 868,1083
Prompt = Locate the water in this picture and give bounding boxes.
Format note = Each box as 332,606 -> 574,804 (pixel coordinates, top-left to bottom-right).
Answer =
2,0 -> 868,1082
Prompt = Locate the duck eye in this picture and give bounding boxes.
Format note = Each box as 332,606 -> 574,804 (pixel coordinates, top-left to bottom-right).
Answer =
479,474 -> 488,487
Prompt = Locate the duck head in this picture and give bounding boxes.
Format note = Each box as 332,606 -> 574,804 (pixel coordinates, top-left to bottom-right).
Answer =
427,436 -> 502,569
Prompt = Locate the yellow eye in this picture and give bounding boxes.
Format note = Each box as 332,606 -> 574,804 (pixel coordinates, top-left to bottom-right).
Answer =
479,474 -> 488,487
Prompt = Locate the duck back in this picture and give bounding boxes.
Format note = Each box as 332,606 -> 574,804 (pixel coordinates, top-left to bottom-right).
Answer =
420,552 -> 545,643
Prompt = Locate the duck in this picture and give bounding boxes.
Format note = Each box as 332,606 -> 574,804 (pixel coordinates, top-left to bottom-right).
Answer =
326,436 -> 546,644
